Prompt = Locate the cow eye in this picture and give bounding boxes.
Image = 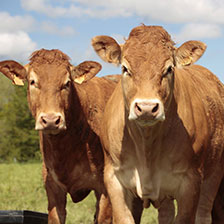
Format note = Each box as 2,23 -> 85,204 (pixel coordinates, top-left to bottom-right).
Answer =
30,80 -> 35,85
122,66 -> 131,77
122,65 -> 128,73
167,66 -> 173,74
30,80 -> 39,89
163,66 -> 173,78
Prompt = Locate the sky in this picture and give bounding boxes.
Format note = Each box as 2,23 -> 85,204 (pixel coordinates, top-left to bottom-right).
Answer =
0,0 -> 224,81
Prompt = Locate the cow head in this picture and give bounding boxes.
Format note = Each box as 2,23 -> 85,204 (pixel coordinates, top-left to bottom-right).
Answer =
0,49 -> 101,134
92,25 -> 206,127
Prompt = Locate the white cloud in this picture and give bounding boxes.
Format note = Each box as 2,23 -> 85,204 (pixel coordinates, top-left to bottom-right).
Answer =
131,0 -> 224,24
21,0 -> 224,23
20,0 -> 224,40
0,12 -> 37,62
0,32 -> 37,62
173,23 -> 222,43
21,0 -> 131,18
21,0 -> 67,18
21,0 -> 75,18
0,12 -> 35,33
41,21 -> 76,36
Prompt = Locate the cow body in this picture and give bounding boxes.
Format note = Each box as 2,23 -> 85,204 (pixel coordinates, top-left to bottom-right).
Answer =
0,49 -> 118,224
92,25 -> 224,224
40,77 -> 116,224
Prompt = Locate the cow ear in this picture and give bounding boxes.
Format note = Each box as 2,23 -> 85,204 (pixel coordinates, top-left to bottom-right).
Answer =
175,41 -> 207,68
91,35 -> 121,65
0,60 -> 27,86
71,61 -> 102,84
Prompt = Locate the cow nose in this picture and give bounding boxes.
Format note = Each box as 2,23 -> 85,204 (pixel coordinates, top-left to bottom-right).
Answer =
134,101 -> 160,119
40,114 -> 62,129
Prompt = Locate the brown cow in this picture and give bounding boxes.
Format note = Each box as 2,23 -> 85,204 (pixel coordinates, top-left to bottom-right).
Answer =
91,25 -> 224,224
0,49 -> 119,224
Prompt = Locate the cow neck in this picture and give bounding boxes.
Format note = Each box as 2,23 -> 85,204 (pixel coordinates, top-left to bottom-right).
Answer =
124,97 -> 180,179
127,95 -> 178,150
128,120 -> 164,152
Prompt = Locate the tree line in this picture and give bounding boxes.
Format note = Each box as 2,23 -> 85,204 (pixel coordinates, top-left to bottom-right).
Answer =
0,74 -> 40,162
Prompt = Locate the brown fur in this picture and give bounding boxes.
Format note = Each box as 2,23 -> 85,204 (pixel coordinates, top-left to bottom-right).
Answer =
30,49 -> 70,66
0,49 -> 119,224
92,25 -> 224,224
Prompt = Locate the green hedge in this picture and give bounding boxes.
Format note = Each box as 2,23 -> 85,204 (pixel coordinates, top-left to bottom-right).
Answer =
0,76 -> 40,162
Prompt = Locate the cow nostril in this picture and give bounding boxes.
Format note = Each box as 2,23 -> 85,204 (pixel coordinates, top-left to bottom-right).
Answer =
41,117 -> 47,124
152,103 -> 159,113
55,117 -> 61,125
135,103 -> 142,112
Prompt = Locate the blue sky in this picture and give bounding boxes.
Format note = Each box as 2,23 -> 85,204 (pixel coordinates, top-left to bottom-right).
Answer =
0,0 -> 224,81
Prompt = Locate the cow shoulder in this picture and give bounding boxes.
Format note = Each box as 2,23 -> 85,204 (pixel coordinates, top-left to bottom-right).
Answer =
101,81 -> 125,157
174,65 -> 224,155
75,76 -> 117,136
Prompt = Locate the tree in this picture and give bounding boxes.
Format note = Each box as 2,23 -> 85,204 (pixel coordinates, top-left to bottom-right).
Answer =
0,75 -> 14,109
0,79 -> 40,162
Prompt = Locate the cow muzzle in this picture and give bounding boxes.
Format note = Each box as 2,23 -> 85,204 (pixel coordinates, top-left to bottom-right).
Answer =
35,112 -> 66,134
129,99 -> 165,126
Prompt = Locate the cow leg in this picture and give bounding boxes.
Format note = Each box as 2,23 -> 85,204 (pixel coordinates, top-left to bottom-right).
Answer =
212,177 -> 224,224
94,191 -> 112,224
45,175 -> 67,224
212,178 -> 224,224
158,198 -> 175,224
195,164 -> 224,224
132,197 -> 144,224
175,169 -> 201,224
104,163 -> 135,224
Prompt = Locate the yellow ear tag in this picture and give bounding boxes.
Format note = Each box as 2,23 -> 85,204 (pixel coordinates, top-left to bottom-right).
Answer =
182,56 -> 192,66
13,76 -> 24,86
74,76 -> 85,84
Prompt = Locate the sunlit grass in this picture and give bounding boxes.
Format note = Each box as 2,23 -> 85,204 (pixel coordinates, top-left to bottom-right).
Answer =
0,163 -> 158,223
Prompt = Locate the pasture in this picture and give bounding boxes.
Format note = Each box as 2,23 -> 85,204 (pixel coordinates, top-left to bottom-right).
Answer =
0,163 -> 158,224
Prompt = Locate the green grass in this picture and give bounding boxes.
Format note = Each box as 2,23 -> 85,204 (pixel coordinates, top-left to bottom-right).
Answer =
0,163 -> 158,223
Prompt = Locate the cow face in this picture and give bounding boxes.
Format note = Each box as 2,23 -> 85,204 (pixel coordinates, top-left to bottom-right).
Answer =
92,25 -> 206,127
0,49 -> 101,134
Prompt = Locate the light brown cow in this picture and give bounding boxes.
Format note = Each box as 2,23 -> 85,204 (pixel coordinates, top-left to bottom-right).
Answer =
92,25 -> 224,224
0,49 -> 119,224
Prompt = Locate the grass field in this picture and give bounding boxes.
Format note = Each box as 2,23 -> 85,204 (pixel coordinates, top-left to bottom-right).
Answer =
0,163 -> 158,224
